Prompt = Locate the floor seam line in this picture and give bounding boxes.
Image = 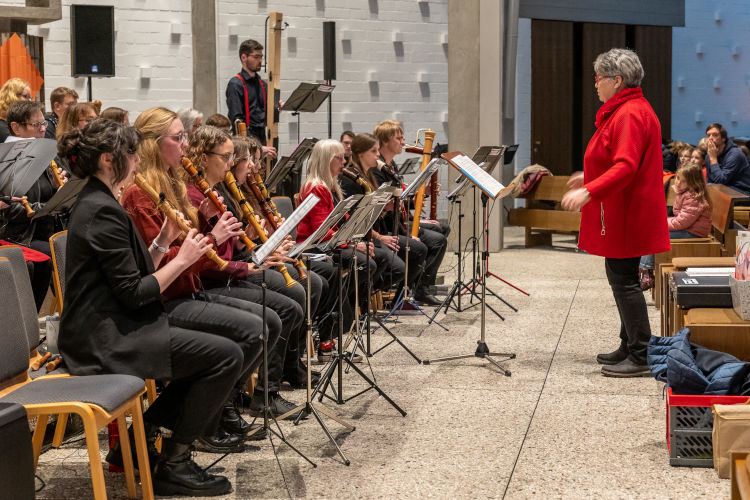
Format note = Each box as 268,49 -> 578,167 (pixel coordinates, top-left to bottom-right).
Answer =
501,279 -> 581,500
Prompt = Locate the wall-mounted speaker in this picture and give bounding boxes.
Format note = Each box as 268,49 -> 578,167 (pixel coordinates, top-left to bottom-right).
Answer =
323,21 -> 336,81
71,5 -> 115,77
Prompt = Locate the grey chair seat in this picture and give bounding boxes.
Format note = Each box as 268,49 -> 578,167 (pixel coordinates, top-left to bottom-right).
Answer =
1,374 -> 145,413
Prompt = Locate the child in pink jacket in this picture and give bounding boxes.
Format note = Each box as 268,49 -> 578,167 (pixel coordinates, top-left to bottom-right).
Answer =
639,162 -> 711,289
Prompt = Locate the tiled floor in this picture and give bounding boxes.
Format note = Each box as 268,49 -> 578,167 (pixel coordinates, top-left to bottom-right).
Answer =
34,228 -> 728,499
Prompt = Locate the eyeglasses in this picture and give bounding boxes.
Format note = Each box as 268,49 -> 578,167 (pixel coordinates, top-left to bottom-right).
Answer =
234,155 -> 250,164
23,121 -> 47,130
333,154 -> 346,161
247,54 -> 263,60
206,151 -> 235,163
161,131 -> 188,143
594,75 -> 615,84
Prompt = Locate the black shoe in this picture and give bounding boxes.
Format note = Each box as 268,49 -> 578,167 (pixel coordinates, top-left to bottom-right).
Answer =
414,289 -> 441,306
236,390 -> 254,411
283,370 -> 321,389
248,393 -> 308,421
596,348 -> 629,365
601,358 -> 652,378
105,422 -> 160,472
194,427 -> 244,453
153,440 -> 231,497
220,400 -> 251,435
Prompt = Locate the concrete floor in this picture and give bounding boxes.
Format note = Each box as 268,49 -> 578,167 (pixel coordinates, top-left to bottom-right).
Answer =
34,227 -> 729,499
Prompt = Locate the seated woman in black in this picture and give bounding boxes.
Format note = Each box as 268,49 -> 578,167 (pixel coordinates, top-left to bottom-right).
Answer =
58,119 -> 241,497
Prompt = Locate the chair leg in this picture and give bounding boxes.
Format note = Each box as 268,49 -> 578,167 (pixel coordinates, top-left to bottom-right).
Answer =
145,379 -> 157,406
52,413 -> 69,447
31,414 -> 49,468
79,410 -> 108,500
117,415 -> 137,499
130,399 -> 154,500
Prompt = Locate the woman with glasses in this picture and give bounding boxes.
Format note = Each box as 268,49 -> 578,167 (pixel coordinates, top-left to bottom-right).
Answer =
0,77 -> 31,142
562,48 -> 669,378
121,107 -> 282,454
56,102 -> 98,139
183,126 -> 316,417
59,117 -> 242,497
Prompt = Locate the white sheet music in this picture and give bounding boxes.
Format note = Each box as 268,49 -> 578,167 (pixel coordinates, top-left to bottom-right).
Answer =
451,154 -> 505,199
253,194 -> 320,265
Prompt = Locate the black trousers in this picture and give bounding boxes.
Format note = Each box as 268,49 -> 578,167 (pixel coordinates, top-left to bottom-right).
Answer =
418,225 -> 448,287
396,235 -> 427,288
605,257 -> 651,364
143,326 -> 243,443
208,270 -> 305,394
309,255 -> 353,343
372,240 -> 406,291
285,265 -> 324,380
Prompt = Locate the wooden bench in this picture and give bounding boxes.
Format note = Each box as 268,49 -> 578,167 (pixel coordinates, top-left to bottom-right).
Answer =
507,176 -> 581,247
683,308 -> 750,362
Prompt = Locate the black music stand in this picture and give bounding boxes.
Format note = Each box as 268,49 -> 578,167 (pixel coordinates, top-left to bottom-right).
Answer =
282,83 -> 335,144
265,137 -> 318,194
422,152 -> 516,375
313,195 -> 406,416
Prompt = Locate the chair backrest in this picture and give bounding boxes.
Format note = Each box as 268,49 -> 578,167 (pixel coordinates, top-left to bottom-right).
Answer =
0,247 -> 41,352
0,258 -> 32,384
49,231 -> 68,312
272,196 -> 296,239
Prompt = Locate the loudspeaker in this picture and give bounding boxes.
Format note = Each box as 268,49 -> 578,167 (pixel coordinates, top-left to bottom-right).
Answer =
323,21 -> 336,81
71,5 -> 115,77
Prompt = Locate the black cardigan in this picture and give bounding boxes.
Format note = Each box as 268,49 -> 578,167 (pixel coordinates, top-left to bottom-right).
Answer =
59,176 -> 172,379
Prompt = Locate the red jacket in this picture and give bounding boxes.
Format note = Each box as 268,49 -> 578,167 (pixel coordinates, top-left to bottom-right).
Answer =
296,182 -> 337,243
579,87 -> 670,258
669,189 -> 711,236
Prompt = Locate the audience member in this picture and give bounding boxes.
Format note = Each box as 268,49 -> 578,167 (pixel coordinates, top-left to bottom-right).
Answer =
44,87 -> 78,139
705,122 -> 750,194
177,108 -> 203,138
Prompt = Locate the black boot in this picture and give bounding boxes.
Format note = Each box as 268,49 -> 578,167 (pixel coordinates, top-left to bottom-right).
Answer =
221,394 -> 267,441
152,439 -> 231,497
596,335 -> 629,365
606,259 -> 651,366
105,421 -> 160,472
194,426 -> 244,453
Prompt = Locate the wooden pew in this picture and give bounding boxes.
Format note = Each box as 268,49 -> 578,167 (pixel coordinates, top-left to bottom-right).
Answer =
507,176 -> 581,247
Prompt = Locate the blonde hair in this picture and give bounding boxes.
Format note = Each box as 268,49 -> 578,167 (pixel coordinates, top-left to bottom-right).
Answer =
56,102 -> 97,138
133,106 -> 199,227
305,139 -> 344,200
0,78 -> 30,119
676,162 -> 711,208
373,119 -> 403,146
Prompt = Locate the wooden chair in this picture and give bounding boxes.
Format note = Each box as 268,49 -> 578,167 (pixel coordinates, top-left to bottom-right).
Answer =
507,175 -> 581,247
0,257 -> 154,500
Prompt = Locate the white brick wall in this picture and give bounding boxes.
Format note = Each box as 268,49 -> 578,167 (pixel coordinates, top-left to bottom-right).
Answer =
25,0 -> 451,216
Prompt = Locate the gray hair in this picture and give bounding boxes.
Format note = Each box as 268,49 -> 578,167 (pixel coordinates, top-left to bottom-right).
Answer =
176,107 -> 203,134
593,48 -> 644,88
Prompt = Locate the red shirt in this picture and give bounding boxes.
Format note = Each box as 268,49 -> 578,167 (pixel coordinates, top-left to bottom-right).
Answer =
579,87 -> 670,258
296,182 -> 337,243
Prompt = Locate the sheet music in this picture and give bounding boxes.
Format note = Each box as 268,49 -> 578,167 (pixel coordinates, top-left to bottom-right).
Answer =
253,193 -> 320,265
287,195 -> 360,258
451,154 -> 505,199
401,158 -> 442,198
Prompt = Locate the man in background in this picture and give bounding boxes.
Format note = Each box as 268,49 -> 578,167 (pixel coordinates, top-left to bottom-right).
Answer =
44,87 -> 78,139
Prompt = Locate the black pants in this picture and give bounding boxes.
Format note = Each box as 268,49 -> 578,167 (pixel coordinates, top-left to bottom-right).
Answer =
605,257 -> 651,364
418,225 -> 448,287
285,265 -> 324,380
309,255 -> 353,343
143,326 -> 243,443
396,235 -> 427,289
208,270 -> 305,394
372,240 -> 405,291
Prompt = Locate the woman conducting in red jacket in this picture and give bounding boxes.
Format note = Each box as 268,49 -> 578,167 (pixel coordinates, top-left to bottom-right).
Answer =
562,48 -> 670,378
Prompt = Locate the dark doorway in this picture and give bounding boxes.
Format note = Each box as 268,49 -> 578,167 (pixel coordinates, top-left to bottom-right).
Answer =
531,19 -> 672,175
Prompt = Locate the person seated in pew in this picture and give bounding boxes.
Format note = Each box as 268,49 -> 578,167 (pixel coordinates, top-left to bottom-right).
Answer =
639,161 -> 712,290
58,119 -> 240,496
705,122 -> 750,195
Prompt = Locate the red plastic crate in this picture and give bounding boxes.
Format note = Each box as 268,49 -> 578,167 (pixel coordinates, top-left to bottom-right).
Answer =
666,388 -> 749,467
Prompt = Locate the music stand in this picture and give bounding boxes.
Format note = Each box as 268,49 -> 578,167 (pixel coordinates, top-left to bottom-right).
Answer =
313,194 -> 406,416
398,157 -> 422,176
422,152 -> 516,375
282,83 -> 335,144
265,137 -> 318,194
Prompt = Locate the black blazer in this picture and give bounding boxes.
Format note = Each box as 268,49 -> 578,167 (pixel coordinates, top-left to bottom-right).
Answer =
60,176 -> 172,379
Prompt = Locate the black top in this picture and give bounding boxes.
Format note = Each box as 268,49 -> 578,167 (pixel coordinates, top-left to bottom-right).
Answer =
60,176 -> 172,379
226,68 -> 267,131
0,119 -> 9,143
44,113 -> 58,140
